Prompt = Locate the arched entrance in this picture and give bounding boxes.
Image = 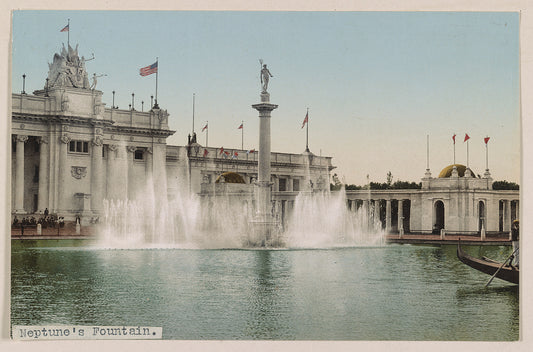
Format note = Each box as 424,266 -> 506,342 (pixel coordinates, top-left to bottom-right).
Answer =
434,200 -> 445,232
478,201 -> 485,233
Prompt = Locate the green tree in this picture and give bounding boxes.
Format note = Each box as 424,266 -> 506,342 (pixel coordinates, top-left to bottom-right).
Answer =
492,180 -> 519,190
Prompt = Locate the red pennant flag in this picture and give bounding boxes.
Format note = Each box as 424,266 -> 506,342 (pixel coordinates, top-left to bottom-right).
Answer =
246,149 -> 255,154
484,136 -> 490,144
238,123 -> 243,129
452,134 -> 456,144
301,112 -> 308,129
60,24 -> 69,32
464,133 -> 470,142
203,149 -> 209,157
202,123 -> 208,132
232,151 -> 239,159
219,147 -> 224,155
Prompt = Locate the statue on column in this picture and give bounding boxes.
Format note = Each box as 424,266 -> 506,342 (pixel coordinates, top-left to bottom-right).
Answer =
260,60 -> 273,93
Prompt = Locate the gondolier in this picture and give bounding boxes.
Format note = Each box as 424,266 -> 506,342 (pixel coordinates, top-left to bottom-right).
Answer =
457,240 -> 519,285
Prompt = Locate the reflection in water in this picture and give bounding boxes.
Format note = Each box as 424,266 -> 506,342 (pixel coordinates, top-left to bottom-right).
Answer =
11,245 -> 519,340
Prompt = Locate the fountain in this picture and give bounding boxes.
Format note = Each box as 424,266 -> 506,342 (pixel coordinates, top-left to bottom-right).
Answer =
97,62 -> 384,249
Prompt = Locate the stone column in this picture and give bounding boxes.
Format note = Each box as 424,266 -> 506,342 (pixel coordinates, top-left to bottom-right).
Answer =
251,92 -> 278,243
127,146 -> 136,200
14,134 -> 28,213
145,147 -> 153,182
287,176 -> 293,192
398,199 -> 404,237
515,200 -> 519,220
106,144 -> 118,199
37,137 -> 49,213
272,175 -> 279,192
58,134 -> 71,213
505,199 -> 512,233
385,199 -> 392,233
117,145 -> 128,200
363,199 -> 370,228
91,137 -> 103,212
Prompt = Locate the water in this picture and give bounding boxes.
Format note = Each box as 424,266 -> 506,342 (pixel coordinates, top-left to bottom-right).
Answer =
11,243 -> 518,340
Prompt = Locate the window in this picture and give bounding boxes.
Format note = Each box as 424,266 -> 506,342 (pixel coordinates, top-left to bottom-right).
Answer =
279,178 -> 287,191
69,140 -> 89,154
293,179 -> 300,192
134,149 -> 144,160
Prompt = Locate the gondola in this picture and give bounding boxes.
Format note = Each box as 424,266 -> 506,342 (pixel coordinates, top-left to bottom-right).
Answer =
457,240 -> 519,285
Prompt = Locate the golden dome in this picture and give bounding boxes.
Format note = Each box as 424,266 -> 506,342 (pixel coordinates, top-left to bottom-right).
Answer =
438,164 -> 477,178
215,172 -> 246,184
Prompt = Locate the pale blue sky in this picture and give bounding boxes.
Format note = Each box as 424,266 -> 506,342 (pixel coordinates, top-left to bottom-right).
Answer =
11,11 -> 520,185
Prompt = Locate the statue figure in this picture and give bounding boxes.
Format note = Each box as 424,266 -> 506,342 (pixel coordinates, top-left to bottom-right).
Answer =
90,73 -> 106,90
260,64 -> 273,92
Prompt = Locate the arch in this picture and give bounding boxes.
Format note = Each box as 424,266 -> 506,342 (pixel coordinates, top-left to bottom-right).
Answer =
434,200 -> 445,233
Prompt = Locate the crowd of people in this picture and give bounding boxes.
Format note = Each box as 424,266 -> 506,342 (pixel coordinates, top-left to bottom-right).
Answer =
12,214 -> 65,228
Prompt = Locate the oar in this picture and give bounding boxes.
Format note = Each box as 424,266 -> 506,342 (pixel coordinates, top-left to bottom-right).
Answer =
485,246 -> 519,288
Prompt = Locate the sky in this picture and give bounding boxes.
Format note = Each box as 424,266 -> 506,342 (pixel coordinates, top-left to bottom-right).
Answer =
10,11 -> 520,185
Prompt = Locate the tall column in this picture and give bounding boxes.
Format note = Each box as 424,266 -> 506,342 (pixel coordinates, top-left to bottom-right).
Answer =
363,199 -> 370,228
117,145 -> 128,200
504,200 -> 512,232
91,137 -> 103,212
252,95 -> 278,216
515,200 -> 519,220
145,147 -> 154,196
385,199 -> 392,233
398,200 -> 404,237
106,144 -> 118,199
14,134 -> 28,213
127,146 -> 136,200
58,134 -> 70,213
37,137 -> 49,212
251,91 -> 278,243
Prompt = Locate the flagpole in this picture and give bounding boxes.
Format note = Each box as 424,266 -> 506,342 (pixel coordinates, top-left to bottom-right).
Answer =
67,18 -> 70,48
305,107 -> 309,152
206,121 -> 208,147
453,135 -> 456,164
192,93 -> 195,134
241,120 -> 244,150
426,134 -> 429,170
467,139 -> 469,170
486,138 -> 489,170
154,57 -> 159,108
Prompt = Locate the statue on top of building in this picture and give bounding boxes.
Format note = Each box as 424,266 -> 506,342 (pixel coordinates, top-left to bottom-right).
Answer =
46,43 -> 92,89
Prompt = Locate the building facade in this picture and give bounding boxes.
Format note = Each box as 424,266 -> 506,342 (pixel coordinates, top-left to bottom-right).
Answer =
10,43 -> 518,236
10,44 -> 333,224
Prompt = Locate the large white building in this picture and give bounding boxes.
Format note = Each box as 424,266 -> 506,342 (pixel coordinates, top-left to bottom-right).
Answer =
10,43 -> 519,236
10,43 -> 333,224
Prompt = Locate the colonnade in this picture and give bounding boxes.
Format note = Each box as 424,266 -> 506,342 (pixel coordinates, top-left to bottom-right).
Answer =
12,132 -> 157,216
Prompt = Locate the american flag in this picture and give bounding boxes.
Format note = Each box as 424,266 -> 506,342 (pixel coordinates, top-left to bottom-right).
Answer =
140,62 -> 158,76
237,123 -> 243,129
60,24 -> 69,32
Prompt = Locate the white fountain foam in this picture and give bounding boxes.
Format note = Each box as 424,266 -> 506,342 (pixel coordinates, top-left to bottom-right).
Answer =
97,148 -> 384,249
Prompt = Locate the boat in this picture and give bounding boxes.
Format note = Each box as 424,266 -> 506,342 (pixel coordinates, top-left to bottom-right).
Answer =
457,240 -> 519,285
